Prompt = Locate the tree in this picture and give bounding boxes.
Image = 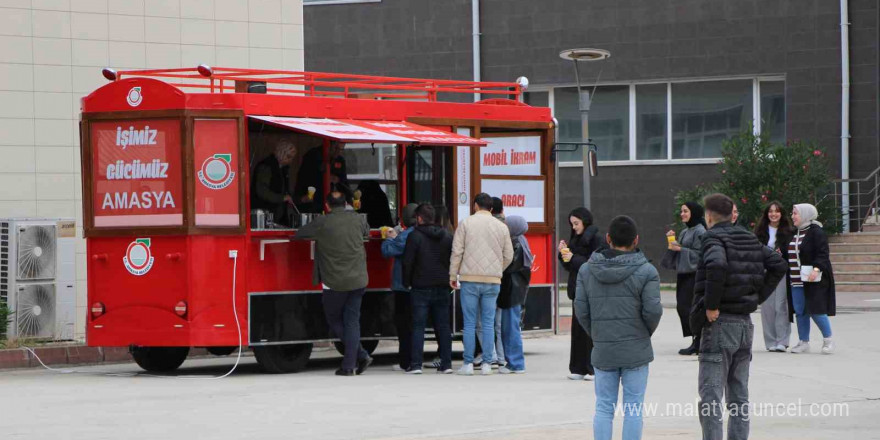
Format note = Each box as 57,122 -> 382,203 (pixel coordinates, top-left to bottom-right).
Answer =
674,131 -> 841,233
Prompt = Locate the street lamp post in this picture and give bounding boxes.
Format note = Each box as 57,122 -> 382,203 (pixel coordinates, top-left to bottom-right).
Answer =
558,48 -> 610,210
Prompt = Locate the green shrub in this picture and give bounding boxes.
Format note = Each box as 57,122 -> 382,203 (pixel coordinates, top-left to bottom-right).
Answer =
0,300 -> 11,348
674,131 -> 841,233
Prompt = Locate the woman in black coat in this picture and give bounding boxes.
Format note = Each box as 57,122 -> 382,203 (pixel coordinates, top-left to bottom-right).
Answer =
558,207 -> 603,380
788,203 -> 836,354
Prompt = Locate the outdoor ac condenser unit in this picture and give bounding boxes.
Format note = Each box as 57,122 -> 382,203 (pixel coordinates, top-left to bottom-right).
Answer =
0,218 -> 77,341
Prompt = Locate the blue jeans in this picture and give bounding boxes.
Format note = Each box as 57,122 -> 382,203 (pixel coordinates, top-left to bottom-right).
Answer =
460,282 -> 500,364
410,287 -> 453,370
791,286 -> 832,341
594,364 -> 649,440
500,305 -> 525,371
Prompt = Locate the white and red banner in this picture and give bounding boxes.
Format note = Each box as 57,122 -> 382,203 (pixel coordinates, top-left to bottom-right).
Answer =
194,119 -> 240,226
480,179 -> 545,223
479,135 -> 542,176
249,116 -> 487,147
91,119 -> 183,227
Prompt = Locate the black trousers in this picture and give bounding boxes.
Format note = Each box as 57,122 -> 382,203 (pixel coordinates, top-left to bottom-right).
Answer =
393,290 -> 413,370
676,272 -> 697,338
569,304 -> 594,375
323,288 -> 369,370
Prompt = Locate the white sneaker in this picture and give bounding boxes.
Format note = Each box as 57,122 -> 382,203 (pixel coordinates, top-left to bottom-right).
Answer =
567,373 -> 585,380
499,366 -> 525,374
822,338 -> 834,354
457,364 -> 474,376
481,363 -> 493,375
392,365 -> 404,371
791,340 -> 810,354
438,368 -> 454,374
583,374 -> 595,381
406,368 -> 422,374
773,344 -> 787,352
473,355 -> 483,367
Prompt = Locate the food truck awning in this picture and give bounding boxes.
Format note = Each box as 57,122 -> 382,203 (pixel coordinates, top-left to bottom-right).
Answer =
249,116 -> 488,147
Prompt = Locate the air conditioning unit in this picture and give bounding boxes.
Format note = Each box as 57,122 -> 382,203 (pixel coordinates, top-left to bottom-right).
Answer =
0,218 -> 77,341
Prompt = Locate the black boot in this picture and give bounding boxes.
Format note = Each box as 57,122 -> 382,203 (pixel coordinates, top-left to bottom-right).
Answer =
335,368 -> 355,376
678,337 -> 698,356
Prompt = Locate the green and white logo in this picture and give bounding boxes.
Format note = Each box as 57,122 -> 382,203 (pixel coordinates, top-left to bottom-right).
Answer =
123,238 -> 154,276
198,153 -> 235,190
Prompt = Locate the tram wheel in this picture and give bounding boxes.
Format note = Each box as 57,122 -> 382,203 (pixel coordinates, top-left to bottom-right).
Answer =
131,346 -> 190,372
333,339 -> 379,356
253,343 -> 312,374
206,346 -> 237,356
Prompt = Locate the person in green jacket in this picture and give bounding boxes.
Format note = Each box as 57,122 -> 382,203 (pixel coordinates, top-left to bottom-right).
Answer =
296,191 -> 370,376
574,215 -> 662,440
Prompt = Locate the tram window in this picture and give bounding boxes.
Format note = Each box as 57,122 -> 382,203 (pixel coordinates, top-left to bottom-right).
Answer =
248,123 -> 322,228
407,146 -> 453,210
344,143 -> 398,228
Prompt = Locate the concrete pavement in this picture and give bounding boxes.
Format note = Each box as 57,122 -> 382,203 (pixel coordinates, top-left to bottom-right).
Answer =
1,310 -> 878,440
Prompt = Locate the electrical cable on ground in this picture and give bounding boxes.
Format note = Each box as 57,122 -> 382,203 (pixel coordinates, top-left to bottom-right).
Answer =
23,250 -> 243,380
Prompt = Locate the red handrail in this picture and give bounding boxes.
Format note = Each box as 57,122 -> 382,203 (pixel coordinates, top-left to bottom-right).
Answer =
113,66 -> 522,102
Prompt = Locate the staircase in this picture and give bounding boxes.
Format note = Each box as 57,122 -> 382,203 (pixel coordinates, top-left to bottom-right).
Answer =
829,224 -> 880,292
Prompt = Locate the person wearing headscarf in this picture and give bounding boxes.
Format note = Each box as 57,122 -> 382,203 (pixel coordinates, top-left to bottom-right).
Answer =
498,215 -> 532,374
661,202 -> 707,355
754,201 -> 793,352
788,203 -> 836,354
357,180 -> 394,228
558,207 -> 603,380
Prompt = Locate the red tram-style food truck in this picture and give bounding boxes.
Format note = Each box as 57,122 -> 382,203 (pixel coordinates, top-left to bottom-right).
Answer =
79,66 -> 558,373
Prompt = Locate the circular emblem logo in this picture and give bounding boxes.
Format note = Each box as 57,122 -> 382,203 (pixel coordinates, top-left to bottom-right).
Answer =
126,87 -> 143,107
459,192 -> 468,205
198,154 -> 236,190
123,238 -> 154,276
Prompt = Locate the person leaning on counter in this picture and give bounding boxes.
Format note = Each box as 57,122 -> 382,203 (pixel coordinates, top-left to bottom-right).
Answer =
251,140 -> 297,226
295,191 -> 372,376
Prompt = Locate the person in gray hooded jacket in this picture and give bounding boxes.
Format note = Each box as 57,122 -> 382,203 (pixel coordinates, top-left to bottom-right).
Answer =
574,215 -> 662,440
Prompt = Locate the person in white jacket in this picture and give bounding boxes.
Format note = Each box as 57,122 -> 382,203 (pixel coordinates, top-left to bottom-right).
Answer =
449,193 -> 513,376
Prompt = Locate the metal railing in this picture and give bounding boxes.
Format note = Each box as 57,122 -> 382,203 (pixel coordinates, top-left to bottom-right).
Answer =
110,67 -> 523,103
823,166 -> 880,232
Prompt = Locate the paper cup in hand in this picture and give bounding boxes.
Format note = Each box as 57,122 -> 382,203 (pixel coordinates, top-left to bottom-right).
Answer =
667,234 -> 676,244
307,186 -> 316,200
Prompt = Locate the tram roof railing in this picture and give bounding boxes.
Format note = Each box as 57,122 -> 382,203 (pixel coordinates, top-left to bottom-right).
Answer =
105,66 -> 524,103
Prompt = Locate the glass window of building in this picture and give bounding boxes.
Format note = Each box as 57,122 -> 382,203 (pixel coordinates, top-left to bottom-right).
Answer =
760,81 -> 786,145
636,83 -> 668,160
671,80 -> 753,159
554,86 -> 629,162
524,91 -> 549,107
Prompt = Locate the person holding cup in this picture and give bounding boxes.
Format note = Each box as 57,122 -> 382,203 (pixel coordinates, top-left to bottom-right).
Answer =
661,202 -> 706,356
559,207 -> 603,381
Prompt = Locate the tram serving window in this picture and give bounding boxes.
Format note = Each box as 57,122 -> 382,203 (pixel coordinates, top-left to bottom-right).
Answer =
248,121 -> 322,229
343,143 -> 398,228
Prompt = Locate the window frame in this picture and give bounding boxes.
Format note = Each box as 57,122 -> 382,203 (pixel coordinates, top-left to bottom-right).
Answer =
524,75 -> 785,166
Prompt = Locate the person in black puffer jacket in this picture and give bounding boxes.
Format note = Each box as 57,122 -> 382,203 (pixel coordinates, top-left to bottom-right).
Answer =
690,194 -> 787,440
558,207 -> 604,380
402,204 -> 455,373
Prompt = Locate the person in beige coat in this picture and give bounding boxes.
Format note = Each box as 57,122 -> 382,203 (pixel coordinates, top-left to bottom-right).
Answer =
450,193 -> 514,375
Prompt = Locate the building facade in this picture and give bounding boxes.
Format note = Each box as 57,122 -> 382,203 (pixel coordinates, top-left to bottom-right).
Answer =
304,0 -> 879,280
0,0 -> 304,340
